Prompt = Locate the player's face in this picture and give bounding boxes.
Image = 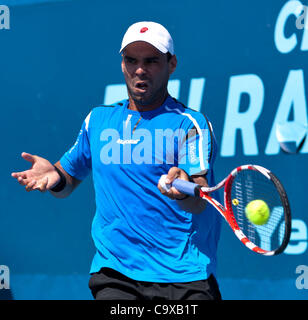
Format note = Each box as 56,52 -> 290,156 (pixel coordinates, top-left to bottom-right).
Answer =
121,41 -> 177,108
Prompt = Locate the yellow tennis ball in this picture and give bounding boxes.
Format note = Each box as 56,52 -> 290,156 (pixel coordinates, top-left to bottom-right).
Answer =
245,200 -> 270,225
232,199 -> 239,206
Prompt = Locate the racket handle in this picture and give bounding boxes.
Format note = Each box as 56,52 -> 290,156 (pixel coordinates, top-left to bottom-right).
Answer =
159,175 -> 200,197
172,178 -> 199,197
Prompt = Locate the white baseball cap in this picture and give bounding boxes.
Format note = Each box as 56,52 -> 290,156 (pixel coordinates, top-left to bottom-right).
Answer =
120,21 -> 174,55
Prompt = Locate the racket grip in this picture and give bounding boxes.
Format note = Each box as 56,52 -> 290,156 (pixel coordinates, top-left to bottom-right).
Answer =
172,179 -> 199,197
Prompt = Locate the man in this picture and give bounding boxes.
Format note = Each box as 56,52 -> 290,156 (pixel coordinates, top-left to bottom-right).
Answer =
11,21 -> 222,300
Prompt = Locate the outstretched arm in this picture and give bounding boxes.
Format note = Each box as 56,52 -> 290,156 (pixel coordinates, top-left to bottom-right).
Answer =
11,152 -> 81,198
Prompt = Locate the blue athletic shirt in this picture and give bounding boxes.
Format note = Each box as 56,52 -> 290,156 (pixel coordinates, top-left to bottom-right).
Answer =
60,95 -> 221,282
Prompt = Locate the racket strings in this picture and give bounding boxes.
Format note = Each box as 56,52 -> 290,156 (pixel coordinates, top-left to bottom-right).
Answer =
231,169 -> 286,252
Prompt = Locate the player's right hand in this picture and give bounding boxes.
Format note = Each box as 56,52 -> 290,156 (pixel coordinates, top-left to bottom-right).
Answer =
11,152 -> 61,192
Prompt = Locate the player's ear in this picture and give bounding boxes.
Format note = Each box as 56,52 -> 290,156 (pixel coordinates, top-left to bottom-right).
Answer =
168,54 -> 177,75
121,56 -> 125,73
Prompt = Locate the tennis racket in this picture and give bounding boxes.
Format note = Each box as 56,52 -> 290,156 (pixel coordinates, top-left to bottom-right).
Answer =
159,164 -> 291,256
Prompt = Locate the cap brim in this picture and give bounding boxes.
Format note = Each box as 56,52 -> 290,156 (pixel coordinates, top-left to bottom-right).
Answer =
119,40 -> 169,54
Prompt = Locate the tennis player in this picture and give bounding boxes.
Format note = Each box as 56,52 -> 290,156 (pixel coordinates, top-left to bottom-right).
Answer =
11,21 -> 222,300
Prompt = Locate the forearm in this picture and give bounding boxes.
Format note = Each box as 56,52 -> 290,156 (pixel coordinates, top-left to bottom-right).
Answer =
176,196 -> 207,214
176,175 -> 208,214
49,161 -> 81,198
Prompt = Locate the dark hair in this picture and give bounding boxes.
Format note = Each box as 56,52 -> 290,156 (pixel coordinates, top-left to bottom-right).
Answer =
167,52 -> 173,61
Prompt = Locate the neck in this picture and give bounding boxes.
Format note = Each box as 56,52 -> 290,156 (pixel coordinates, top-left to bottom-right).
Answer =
128,92 -> 169,112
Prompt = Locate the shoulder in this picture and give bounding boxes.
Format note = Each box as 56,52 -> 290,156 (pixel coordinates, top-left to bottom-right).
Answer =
90,99 -> 127,118
82,100 -> 127,131
168,97 -> 213,131
92,99 -> 128,113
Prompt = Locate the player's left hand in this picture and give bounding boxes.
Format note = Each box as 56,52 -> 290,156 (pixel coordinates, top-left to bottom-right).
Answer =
157,167 -> 189,200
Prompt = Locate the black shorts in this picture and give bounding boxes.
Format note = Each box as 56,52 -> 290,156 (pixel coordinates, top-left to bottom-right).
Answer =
88,267 -> 222,300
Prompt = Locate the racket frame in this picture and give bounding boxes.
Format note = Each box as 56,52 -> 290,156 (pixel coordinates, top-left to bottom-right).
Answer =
189,164 -> 291,256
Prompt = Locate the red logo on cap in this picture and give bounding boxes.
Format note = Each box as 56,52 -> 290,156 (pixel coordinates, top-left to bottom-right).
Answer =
140,27 -> 148,33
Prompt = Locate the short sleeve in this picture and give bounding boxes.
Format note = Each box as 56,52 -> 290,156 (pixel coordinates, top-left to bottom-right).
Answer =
178,113 -> 216,177
60,112 -> 92,180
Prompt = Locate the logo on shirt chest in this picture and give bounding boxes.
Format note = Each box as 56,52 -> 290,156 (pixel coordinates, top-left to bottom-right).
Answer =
116,138 -> 140,145
116,115 -> 141,145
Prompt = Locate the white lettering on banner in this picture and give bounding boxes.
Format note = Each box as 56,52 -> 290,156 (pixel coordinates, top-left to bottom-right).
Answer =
0,5 -> 10,30
254,206 -> 284,252
220,74 -> 264,157
254,216 -> 308,255
167,79 -> 181,100
104,84 -> 127,105
284,219 -> 308,255
265,69 -> 308,155
187,78 -> 206,112
274,0 -> 308,53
